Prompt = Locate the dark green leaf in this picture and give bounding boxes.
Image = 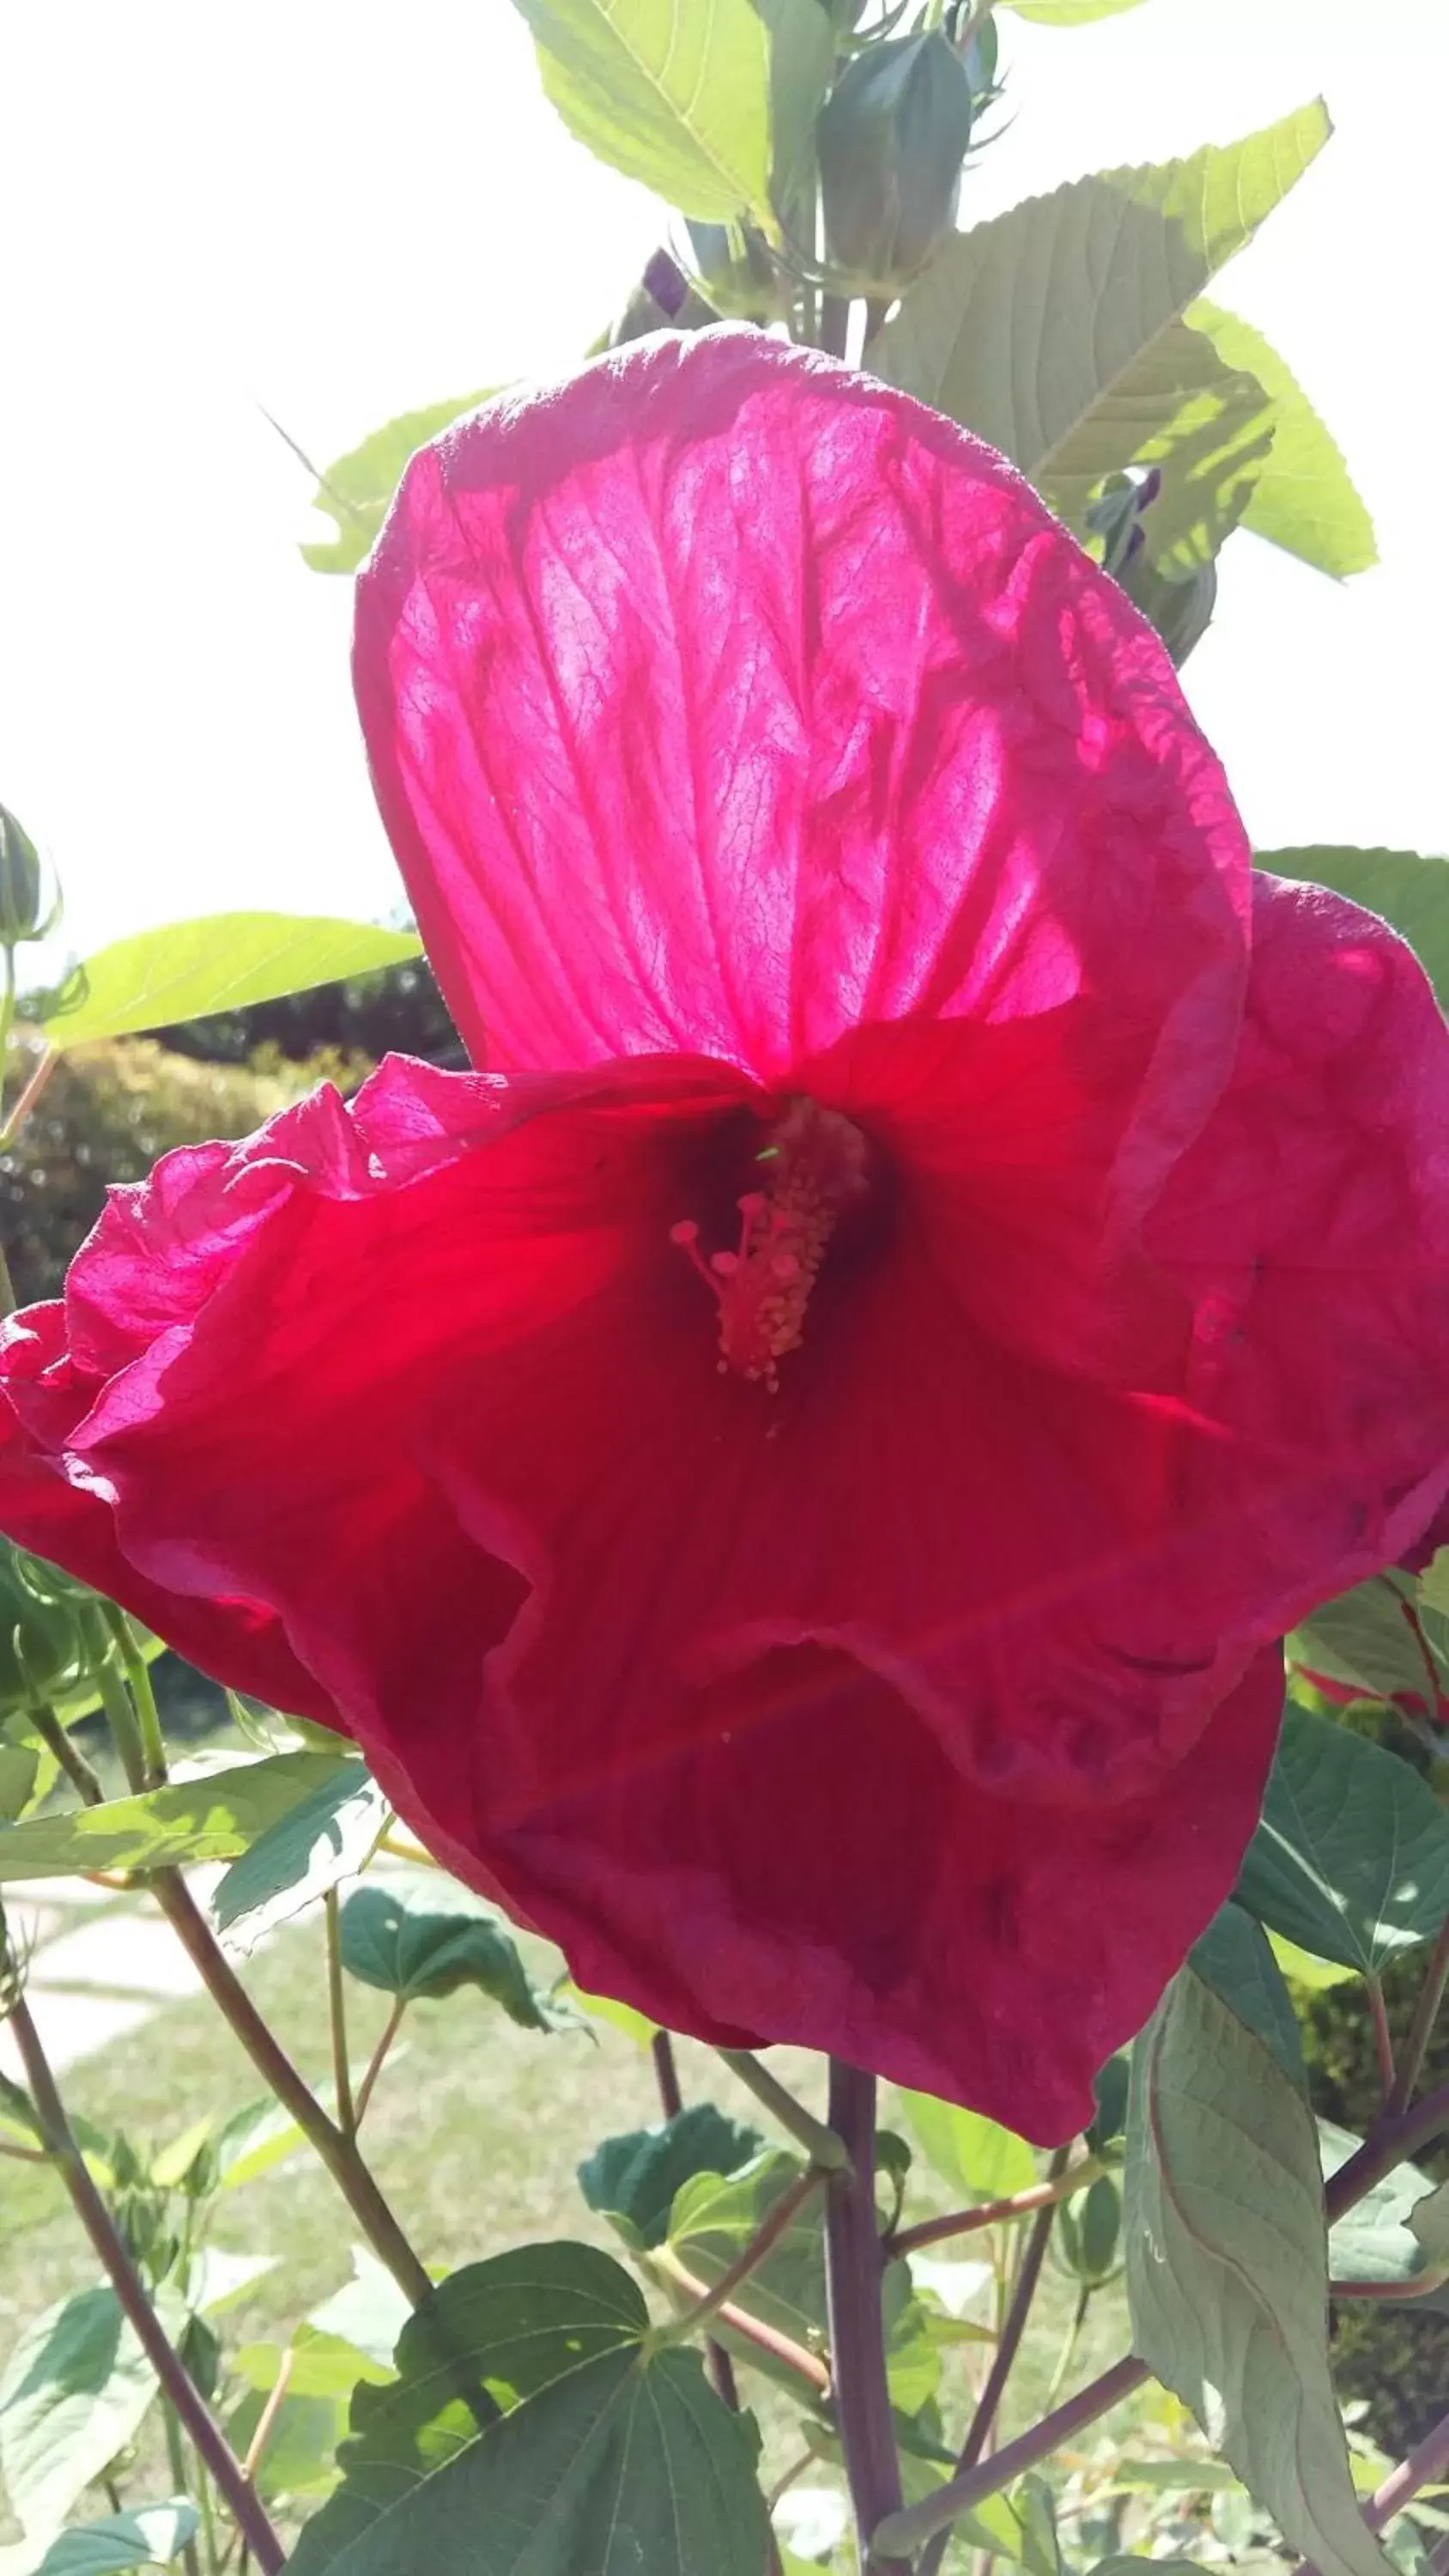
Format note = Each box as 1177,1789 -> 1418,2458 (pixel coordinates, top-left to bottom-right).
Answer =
1125,1966 -> 1396,2576
0,1738 -> 39,1822
300,393 -> 495,573
31,2502 -> 199,2573
209,1765 -> 388,1955
1235,1701 -> 1449,1974
1288,1572 -> 1434,1707
1257,848 -> 1449,1010
0,1749 -> 355,1881
39,917 -> 423,1049
1321,2122 -> 1443,2288
1190,1901 -> 1305,2086
0,2287 -> 159,2536
337,1884 -> 570,2028
288,2242 -> 767,2576
1188,302 -> 1375,576
898,2091 -> 1037,2199
579,2105 -> 765,2250
512,0 -> 774,225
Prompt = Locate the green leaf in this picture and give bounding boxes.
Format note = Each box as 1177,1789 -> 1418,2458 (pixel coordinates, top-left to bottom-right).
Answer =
308,2251 -> 415,2373
336,1883 -> 570,2028
898,2091 -> 1037,2200
997,0 -> 1153,19
288,2241 -> 767,2576
0,1740 -> 39,1823
755,0 -> 834,241
512,0 -> 775,226
1320,2122 -> 1443,2288
300,392 -> 495,573
40,916 -> 423,1049
1288,1572 -> 1434,1707
561,1980 -> 658,2045
233,2327 -> 395,2402
1235,1701 -> 1449,1974
209,1765 -> 389,1955
224,2385 -> 350,2504
870,100 -> 1329,545
1125,1966 -> 1397,2576
1189,1901 -> 1305,2087
1269,1930 -> 1358,1992
1188,302 -> 1375,576
30,2503 -> 198,2574
0,2288 -> 160,2537
1257,848 -> 1449,1011
579,2105 -> 765,2250
0,1749 -> 355,1881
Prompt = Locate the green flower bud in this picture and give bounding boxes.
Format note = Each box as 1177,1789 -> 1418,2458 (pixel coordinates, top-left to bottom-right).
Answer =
0,1543 -> 84,1714
0,803 -> 52,946
1129,557 -> 1218,669
817,31 -> 973,289
1055,2172 -> 1123,2287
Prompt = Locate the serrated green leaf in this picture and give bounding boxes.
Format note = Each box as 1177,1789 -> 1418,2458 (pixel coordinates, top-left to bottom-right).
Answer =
300,392 -> 494,573
39,916 -> 423,1050
898,2091 -> 1037,2200
1235,1701 -> 1449,1974
578,2105 -> 765,2250
1190,302 -> 1375,576
870,100 -> 1329,544
512,0 -> 776,226
1125,1967 -> 1397,2576
0,2289 -> 159,2537
0,1749 -> 355,1880
997,0 -> 1152,18
1257,848 -> 1449,1010
336,1883 -> 569,2028
209,1765 -> 388,1955
30,2502 -> 198,2574
288,2242 -> 767,2576
1190,1901 -> 1305,2087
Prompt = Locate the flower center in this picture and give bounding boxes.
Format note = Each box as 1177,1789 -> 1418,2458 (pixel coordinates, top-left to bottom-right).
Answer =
669,1098 -> 870,1390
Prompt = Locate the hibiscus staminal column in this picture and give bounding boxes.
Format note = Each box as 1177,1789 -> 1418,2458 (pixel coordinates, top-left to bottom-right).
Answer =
824,2061 -> 909,2570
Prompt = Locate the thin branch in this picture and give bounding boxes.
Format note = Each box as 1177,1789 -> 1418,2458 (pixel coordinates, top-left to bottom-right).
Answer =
658,2168 -> 826,2346
324,1890 -> 355,2141
0,1038 -> 58,1151
7,1988 -> 285,2574
824,2064 -> 907,2572
354,1996 -> 407,2128
919,2148 -> 1072,2576
23,1696 -> 105,1807
651,2028 -> 684,2120
1324,2079 -> 1449,2215
650,2246 -> 830,2394
717,2049 -> 849,2171
887,2157 -> 1101,2258
1389,1908 -> 1449,2116
1367,1976 -> 1397,2098
874,2355 -> 1151,2559
242,2349 -> 295,2485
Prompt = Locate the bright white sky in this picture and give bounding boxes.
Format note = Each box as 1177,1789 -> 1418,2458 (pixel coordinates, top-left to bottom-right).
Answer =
0,0 -> 1444,969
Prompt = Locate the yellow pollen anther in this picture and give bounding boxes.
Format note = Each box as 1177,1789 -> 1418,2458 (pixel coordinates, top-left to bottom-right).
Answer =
668,1099 -> 869,1391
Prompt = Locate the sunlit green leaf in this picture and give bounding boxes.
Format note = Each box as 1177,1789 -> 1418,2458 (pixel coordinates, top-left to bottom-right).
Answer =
1126,1967 -> 1397,2576
1258,848 -> 1449,1010
0,1749 -> 355,1881
30,2501 -> 198,2574
1190,1901 -> 1305,2087
1321,2121 -> 1443,2289
0,2289 -> 159,2537
871,100 -> 1329,550
578,2104 -> 764,2250
997,0 -> 1153,19
1235,1701 -> 1449,1973
512,0 -> 775,225
898,2091 -> 1037,2200
337,1883 -> 573,2028
300,392 -> 494,573
39,916 -> 423,1050
209,1765 -> 388,1955
1190,301 -> 1375,575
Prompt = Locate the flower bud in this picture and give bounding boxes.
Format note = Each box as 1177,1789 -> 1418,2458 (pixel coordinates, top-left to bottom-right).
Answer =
1087,471 -> 1217,667
1055,2172 -> 1123,2287
0,1544 -> 84,1714
0,804 -> 46,947
817,32 -> 973,289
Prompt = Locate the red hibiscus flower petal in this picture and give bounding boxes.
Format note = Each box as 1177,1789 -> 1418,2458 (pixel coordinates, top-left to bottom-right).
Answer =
355,329 -> 1249,1105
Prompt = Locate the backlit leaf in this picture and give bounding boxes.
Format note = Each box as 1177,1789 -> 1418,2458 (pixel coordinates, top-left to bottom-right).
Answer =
1046,319 -> 1274,571
1257,848 -> 1449,1010
0,1750 -> 355,1881
578,2104 -> 764,2250
1190,302 -> 1375,576
1321,2122 -> 1443,2288
0,2289 -> 159,2537
300,393 -> 494,573
337,1883 -> 572,2028
871,101 -> 1329,543
512,0 -> 775,225
209,1765 -> 389,1955
898,2091 -> 1037,2200
1235,1701 -> 1449,1974
39,917 -> 423,1049
1126,1967 -> 1397,2576
30,2502 -> 198,2574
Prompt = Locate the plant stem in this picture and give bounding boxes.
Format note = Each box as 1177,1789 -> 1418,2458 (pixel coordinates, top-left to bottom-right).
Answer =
354,1996 -> 407,2126
651,2245 -> 831,2394
24,1695 -> 106,1807
718,2048 -> 850,2171
162,2401 -> 204,2576
152,1873 -> 433,2306
823,2063 -> 906,2572
324,1889 -> 355,2141
1367,1975 -> 1397,2097
0,1038 -> 57,1151
875,2354 -> 1151,2559
652,2027 -> 684,2119
0,1242 -> 14,1318
100,1604 -> 167,1786
887,2157 -> 1101,2257
80,1605 -> 149,1789
658,2168 -> 827,2346
919,2147 -> 1072,2576
7,1987 -> 285,2575
1324,2079 -> 1449,2214
242,2350 -> 295,2484
1389,1908 -> 1449,2115
1365,2404 -> 1449,2530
